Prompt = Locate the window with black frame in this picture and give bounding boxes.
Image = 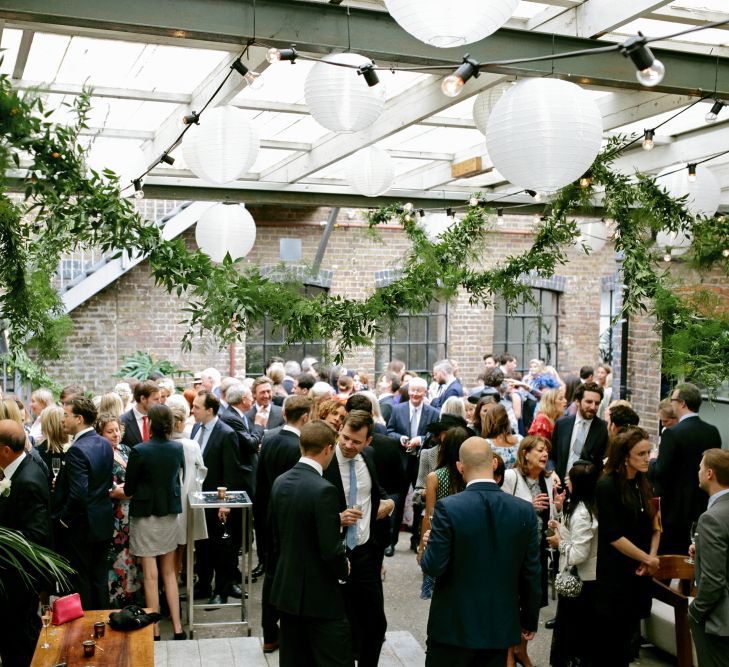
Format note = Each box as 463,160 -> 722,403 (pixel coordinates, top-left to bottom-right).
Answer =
374,301 -> 448,376
599,286 -> 619,365
493,288 -> 559,374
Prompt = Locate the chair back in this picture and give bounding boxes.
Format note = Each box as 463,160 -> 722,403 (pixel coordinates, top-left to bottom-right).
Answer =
655,555 -> 696,596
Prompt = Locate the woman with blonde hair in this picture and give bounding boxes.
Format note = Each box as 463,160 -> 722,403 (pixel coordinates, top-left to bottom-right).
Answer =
29,388 -> 54,444
316,398 -> 347,432
36,405 -> 69,487
98,392 -> 124,418
528,387 -> 568,443
440,395 -> 466,419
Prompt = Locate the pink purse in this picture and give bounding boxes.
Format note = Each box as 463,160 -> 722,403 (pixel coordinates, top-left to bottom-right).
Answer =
52,592 -> 84,625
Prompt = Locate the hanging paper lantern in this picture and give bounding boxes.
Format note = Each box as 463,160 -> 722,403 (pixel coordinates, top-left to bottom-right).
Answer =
656,230 -> 691,256
347,147 -> 395,197
305,53 -> 386,133
655,164 -> 720,218
86,142 -> 147,194
182,106 -> 259,185
577,220 -> 609,253
195,203 -> 256,263
486,79 -> 603,192
419,212 -> 456,241
472,82 -> 512,136
384,0 -> 519,48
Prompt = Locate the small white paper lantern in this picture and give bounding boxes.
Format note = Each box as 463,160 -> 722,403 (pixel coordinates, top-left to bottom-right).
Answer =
655,164 -> 720,218
473,83 -> 511,136
486,79 -> 603,192
195,203 -> 256,263
656,230 -> 691,256
347,147 -> 395,197
305,53 -> 386,133
577,220 -> 609,253
419,212 -> 456,241
384,0 -> 519,48
86,142 -> 147,194
182,106 -> 259,185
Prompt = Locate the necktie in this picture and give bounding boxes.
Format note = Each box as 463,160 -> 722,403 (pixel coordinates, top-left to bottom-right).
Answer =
0,469 -> 5,481
410,408 -> 419,440
346,459 -> 358,549
573,420 -> 588,456
197,425 -> 206,450
243,414 -> 250,430
142,415 -> 150,441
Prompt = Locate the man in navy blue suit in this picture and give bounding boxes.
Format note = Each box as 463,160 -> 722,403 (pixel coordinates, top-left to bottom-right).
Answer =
429,359 -> 463,410
421,437 -> 541,666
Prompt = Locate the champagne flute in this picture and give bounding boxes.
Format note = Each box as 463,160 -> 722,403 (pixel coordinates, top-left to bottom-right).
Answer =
41,605 -> 52,648
220,514 -> 230,540
51,457 -> 61,480
195,465 -> 207,499
685,521 -> 699,564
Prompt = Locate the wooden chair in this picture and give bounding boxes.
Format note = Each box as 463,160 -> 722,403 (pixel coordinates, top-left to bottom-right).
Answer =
648,555 -> 696,667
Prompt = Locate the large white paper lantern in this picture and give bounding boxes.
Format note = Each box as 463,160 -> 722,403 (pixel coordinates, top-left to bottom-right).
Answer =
305,53 -> 386,133
86,142 -> 147,194
182,106 -> 259,185
655,164 -> 720,218
486,79 -> 603,192
656,230 -> 691,256
195,203 -> 256,263
577,220 -> 609,252
384,0 -> 519,48
473,83 -> 511,136
419,212 -> 456,241
347,147 -> 395,197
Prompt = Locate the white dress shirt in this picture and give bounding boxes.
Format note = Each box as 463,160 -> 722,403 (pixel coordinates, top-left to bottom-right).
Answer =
336,445 -> 372,546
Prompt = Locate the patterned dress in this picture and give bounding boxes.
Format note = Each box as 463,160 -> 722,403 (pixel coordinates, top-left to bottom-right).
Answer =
108,444 -> 144,607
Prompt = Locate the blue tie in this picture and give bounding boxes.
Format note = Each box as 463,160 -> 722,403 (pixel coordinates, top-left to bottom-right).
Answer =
346,459 -> 358,549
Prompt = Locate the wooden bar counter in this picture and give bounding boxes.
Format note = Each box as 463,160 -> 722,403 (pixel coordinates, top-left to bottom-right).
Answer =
31,609 -> 153,667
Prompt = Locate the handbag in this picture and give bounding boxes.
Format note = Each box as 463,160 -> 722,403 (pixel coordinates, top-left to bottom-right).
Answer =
555,564 -> 583,598
51,592 -> 84,625
108,605 -> 162,631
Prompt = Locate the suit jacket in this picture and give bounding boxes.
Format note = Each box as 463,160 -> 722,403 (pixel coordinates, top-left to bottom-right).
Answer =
689,492 -> 729,636
650,415 -> 721,549
379,395 -> 395,424
386,401 -> 440,444
0,453 -> 51,548
550,414 -> 608,482
245,404 -> 284,430
124,437 -> 184,518
323,446 -> 390,550
219,405 -> 264,497
430,379 -> 464,410
191,418 -> 241,492
119,409 -> 144,448
269,462 -> 348,619
421,481 -> 541,649
52,429 -> 114,543
369,435 -> 407,496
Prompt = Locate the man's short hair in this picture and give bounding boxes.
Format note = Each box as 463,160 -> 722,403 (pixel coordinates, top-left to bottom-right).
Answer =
60,384 -> 84,402
201,367 -> 222,386
64,395 -> 98,426
408,376 -> 428,391
284,360 -> 301,377
579,365 -> 594,380
482,352 -> 495,362
380,371 -> 401,393
342,409 -> 374,437
703,448 -> 729,486
0,419 -> 27,453
197,390 -> 220,415
295,373 -> 316,391
675,382 -> 702,413
300,421 -> 337,456
574,381 -> 604,402
483,367 -> 505,388
282,395 -> 312,423
252,376 -> 273,394
433,360 -> 453,375
226,384 -> 251,406
133,380 -> 159,403
386,359 -> 405,376
609,404 -> 640,428
499,353 -> 515,366
346,394 -> 373,414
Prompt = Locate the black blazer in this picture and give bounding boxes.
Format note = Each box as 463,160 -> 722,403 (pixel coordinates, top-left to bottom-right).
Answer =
219,405 -> 263,497
550,414 -> 608,482
191,418 -> 241,492
369,435 -> 407,496
379,396 -> 395,423
119,410 -> 143,448
386,401 -> 441,443
52,430 -> 114,543
245,404 -> 285,430
0,454 -> 51,548
124,437 -> 184,518
269,462 -> 348,619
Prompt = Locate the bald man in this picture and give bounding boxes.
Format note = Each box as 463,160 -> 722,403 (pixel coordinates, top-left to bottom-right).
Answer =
421,437 -> 541,667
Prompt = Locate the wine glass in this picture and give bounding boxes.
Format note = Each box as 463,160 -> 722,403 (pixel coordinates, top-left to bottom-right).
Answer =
685,521 -> 699,564
195,465 -> 207,499
220,514 -> 230,541
41,605 -> 52,649
51,457 -> 61,480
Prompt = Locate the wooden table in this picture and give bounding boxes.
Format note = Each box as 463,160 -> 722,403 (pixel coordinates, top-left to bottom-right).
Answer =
30,609 -> 154,666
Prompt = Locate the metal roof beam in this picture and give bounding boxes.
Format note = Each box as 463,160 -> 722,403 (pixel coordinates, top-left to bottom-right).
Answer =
13,79 -> 191,104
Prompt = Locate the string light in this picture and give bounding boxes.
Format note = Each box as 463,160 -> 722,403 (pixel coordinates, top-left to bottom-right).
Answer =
663,252 -> 672,262
182,111 -> 200,126
266,47 -> 298,64
722,248 -> 729,257
133,178 -> 144,199
497,208 -> 504,226
705,100 -> 725,123
446,207 -> 456,218
403,202 -> 414,213
357,62 -> 380,87
441,55 -> 480,97
579,171 -> 593,188
620,33 -> 665,87
231,58 -> 263,89
687,163 -> 697,182
642,129 -> 655,151
159,152 -> 175,166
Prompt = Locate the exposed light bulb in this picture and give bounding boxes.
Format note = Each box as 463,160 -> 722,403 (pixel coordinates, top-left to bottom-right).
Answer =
579,174 -> 592,188
722,248 -> 729,258
705,100 -> 724,123
403,202 -> 414,213
621,34 -> 665,88
663,253 -> 672,262
469,197 -> 479,207
687,163 -> 697,182
642,129 -> 655,151
635,59 -> 665,87
441,74 -> 465,97
267,48 -> 282,63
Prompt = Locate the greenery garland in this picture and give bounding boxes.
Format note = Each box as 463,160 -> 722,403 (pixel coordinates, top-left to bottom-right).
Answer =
0,74 -> 727,390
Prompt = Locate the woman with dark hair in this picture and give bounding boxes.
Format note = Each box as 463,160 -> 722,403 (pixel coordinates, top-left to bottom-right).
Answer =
594,426 -> 660,667
563,375 -> 581,417
471,394 -> 500,438
482,403 -> 522,469
125,403 -> 186,640
416,426 -> 469,599
547,462 -> 599,667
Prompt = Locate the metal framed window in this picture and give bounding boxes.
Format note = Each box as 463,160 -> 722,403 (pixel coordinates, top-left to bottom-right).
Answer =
493,289 -> 559,374
375,301 -> 448,376
599,288 -> 619,365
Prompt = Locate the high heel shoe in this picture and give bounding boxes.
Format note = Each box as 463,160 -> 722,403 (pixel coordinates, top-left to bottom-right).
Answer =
154,635 -> 161,642
173,630 -> 187,640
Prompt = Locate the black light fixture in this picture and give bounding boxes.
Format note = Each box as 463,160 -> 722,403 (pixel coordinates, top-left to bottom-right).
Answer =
159,152 -> 175,166
357,62 -> 380,87
231,58 -> 261,87
266,47 -> 298,64
687,163 -> 697,182
418,209 -> 426,218
133,178 -> 144,199
441,54 -> 480,97
182,110 -> 200,125
446,207 -> 455,218
620,33 -> 665,87
642,129 -> 655,151
705,100 -> 725,123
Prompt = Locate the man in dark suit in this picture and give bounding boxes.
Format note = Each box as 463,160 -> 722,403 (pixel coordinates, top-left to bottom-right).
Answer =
386,376 -> 440,550
55,396 -> 114,610
421,436 -> 541,666
376,371 -> 400,424
550,381 -> 608,482
191,390 -> 242,604
324,410 -> 395,667
120,380 -> 160,447
255,394 -> 313,653
689,448 -> 729,667
246,376 -> 285,431
429,359 -> 464,410
0,419 -> 52,667
650,382 -> 722,555
269,420 -> 352,667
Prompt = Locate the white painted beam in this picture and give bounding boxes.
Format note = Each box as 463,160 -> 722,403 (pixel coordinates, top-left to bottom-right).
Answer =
11,29 -> 34,80
13,79 -> 190,104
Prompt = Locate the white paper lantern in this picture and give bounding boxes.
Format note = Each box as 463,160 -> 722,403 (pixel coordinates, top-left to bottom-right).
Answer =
486,79 -> 603,192
195,203 -> 256,263
473,83 -> 511,136
347,147 -> 395,197
86,142 -> 147,194
655,164 -> 720,218
419,212 -> 456,241
656,230 -> 691,256
182,106 -> 259,185
385,0 -> 519,48
305,53 -> 386,133
577,220 -> 609,253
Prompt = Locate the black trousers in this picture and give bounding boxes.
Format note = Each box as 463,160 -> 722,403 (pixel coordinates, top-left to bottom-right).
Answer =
279,611 -> 353,667
55,526 -> 110,610
425,639 -> 507,667
261,572 -> 280,644
195,508 -> 238,596
0,580 -> 40,667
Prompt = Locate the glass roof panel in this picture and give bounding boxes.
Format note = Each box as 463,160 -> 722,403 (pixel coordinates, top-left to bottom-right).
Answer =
0,28 -> 23,76
23,33 -> 71,81
233,60 -> 313,104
